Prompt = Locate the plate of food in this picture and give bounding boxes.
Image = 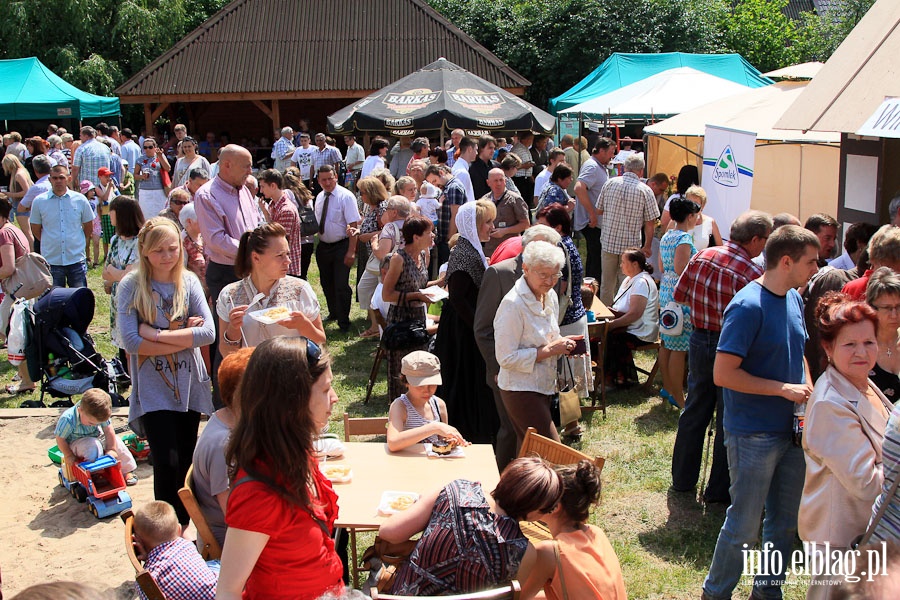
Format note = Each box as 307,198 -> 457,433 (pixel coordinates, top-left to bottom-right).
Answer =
424,439 -> 465,458
249,305 -> 292,325
320,464 -> 352,483
314,435 -> 345,459
378,491 -> 420,515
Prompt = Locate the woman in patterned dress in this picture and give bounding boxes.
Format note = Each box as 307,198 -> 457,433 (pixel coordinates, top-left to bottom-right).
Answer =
381,215 -> 434,402
379,456 -> 563,596
102,196 -> 145,366
658,197 -> 701,409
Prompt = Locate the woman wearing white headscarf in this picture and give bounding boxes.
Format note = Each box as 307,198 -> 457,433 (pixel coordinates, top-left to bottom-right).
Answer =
434,200 -> 499,444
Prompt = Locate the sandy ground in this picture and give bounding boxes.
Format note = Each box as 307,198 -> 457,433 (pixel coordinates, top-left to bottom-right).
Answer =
0,415 -> 171,599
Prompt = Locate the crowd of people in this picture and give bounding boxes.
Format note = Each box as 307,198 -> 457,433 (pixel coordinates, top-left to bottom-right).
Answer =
7,120 -> 900,600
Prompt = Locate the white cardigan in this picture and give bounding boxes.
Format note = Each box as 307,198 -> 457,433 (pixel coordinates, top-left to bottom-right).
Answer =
494,276 -> 563,396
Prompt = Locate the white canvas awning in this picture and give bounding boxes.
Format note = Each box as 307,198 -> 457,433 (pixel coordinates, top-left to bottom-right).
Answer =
559,67 -> 755,119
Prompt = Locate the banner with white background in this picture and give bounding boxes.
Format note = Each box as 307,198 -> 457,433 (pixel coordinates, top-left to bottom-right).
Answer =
701,125 -> 757,238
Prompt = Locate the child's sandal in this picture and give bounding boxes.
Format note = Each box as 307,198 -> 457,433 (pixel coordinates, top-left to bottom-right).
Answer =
125,472 -> 139,486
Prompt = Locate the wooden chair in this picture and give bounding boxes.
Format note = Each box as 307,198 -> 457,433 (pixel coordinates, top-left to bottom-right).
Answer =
177,465 -> 223,560
342,412 -> 390,587
365,342 -> 387,404
517,427 -> 605,543
343,413 -> 389,442
371,580 -> 521,599
519,427 -> 604,472
120,509 -> 167,600
588,320 -> 661,415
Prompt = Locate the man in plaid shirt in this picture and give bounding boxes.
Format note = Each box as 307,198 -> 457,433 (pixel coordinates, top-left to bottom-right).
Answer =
670,211 -> 773,504
271,126 -> 295,172
597,153 -> 659,305
426,164 -> 468,266
310,133 -> 342,197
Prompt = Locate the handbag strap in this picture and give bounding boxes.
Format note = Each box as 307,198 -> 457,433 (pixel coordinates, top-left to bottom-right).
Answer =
860,472 -> 900,546
553,541 -> 570,600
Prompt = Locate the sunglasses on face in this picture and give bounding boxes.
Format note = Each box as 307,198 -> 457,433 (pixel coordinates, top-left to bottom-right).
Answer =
144,145 -> 155,149
169,200 -> 189,206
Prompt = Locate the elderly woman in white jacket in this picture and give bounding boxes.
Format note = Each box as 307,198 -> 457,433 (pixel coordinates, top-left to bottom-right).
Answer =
799,292 -> 892,599
494,240 -> 578,448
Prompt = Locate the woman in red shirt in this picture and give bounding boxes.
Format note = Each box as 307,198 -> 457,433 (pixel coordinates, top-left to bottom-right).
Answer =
216,336 -> 343,600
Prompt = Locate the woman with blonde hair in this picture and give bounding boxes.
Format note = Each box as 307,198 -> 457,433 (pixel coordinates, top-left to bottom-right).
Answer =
0,154 -> 33,245
394,176 -> 417,202
117,216 -> 215,531
355,176 -> 390,338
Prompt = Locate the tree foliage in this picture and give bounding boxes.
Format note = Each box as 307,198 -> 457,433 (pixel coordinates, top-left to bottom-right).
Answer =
0,0 -> 227,96
426,0 -> 874,108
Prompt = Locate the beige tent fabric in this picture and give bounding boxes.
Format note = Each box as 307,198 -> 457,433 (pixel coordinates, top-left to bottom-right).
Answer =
645,81 -> 840,222
776,0 -> 900,133
647,137 -> 839,222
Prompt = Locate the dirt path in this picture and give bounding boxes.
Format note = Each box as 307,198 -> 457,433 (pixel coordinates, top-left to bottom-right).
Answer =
0,415 -> 159,599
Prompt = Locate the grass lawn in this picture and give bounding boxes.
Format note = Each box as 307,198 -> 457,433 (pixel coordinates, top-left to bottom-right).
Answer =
0,257 -> 811,599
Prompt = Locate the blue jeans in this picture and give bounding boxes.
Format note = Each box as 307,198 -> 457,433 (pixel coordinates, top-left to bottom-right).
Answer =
671,328 -> 730,501
50,262 -> 87,288
702,432 -> 806,600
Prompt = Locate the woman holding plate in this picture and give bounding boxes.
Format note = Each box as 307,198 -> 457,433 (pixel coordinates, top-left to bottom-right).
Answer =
216,222 -> 325,358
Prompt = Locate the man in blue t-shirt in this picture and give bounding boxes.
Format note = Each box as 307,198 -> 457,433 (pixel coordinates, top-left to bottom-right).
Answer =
702,225 -> 821,600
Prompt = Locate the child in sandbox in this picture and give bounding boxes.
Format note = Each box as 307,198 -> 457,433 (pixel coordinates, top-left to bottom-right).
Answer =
55,388 -> 138,486
386,351 -> 469,452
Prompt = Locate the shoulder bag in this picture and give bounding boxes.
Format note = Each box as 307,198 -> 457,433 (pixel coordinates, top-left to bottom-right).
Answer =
1,227 -> 52,300
298,201 -> 319,237
382,319 -> 428,351
659,301 -> 684,337
361,535 -> 418,594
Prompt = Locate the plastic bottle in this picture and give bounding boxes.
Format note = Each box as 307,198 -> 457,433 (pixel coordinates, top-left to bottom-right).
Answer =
792,402 -> 805,447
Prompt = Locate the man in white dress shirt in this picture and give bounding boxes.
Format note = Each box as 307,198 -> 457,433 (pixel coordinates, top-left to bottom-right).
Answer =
450,137 -> 477,204
314,165 -> 360,333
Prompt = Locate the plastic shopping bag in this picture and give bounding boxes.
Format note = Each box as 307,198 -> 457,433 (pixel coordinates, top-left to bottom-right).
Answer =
8,299 -> 27,365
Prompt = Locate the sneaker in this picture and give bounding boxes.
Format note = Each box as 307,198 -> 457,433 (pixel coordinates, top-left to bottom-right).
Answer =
125,472 -> 139,486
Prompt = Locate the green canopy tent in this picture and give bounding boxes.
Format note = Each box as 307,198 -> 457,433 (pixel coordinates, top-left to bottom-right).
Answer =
548,52 -> 771,115
0,57 -> 120,121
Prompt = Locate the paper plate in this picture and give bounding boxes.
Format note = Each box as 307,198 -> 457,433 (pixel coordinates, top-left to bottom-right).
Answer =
378,491 -> 420,515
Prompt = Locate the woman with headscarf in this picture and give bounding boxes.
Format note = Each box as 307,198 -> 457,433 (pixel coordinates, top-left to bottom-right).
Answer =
433,200 -> 499,444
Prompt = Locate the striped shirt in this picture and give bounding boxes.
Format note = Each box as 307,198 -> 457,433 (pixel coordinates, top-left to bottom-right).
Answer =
399,394 -> 443,444
598,172 -> 660,254
872,402 -> 900,542
673,240 -> 763,331
73,138 -> 111,188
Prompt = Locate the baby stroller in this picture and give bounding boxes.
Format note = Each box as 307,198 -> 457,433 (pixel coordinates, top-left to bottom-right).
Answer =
21,287 -> 130,408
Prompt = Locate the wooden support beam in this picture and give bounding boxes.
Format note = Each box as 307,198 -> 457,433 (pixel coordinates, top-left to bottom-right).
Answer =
144,104 -> 153,137
251,100 -> 273,120
272,99 -> 280,134
150,102 -> 170,123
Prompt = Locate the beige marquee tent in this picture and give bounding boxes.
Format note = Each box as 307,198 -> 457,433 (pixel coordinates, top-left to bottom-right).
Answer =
645,79 -> 840,221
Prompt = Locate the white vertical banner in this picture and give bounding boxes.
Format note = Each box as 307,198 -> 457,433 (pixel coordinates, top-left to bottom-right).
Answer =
701,125 -> 757,238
